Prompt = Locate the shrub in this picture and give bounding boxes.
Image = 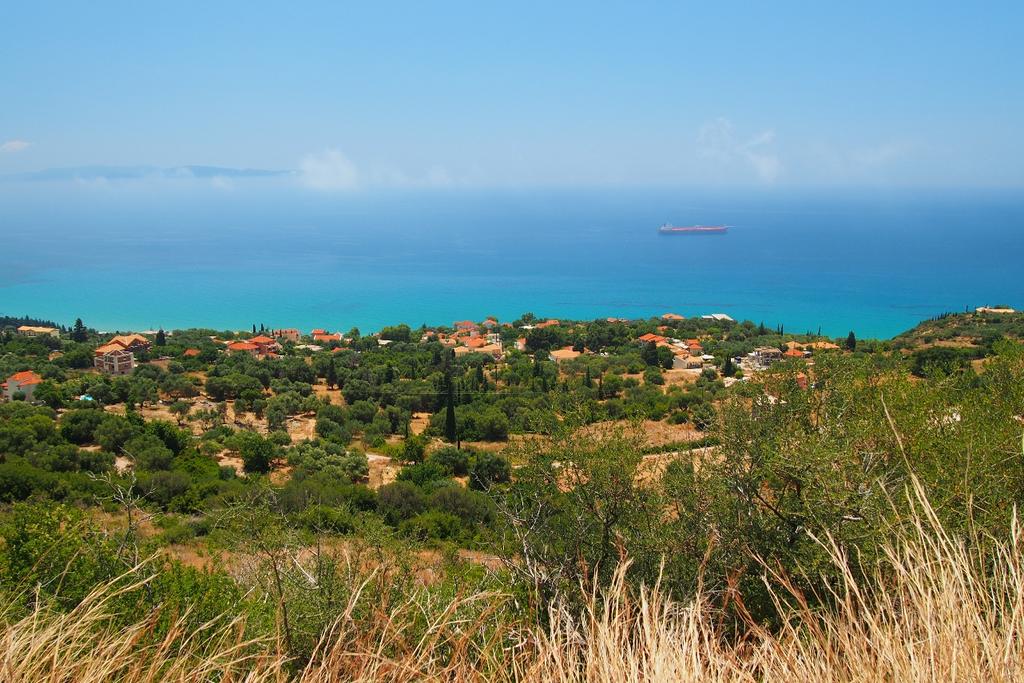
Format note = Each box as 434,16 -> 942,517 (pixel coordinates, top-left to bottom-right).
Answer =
377,481 -> 427,525
428,446 -> 470,476
396,461 -> 449,488
398,511 -> 464,542
469,452 -> 511,491
138,470 -> 191,508
0,461 -> 55,502
428,485 -> 494,527
125,434 -> 174,471
295,504 -> 356,534
643,367 -> 664,385
59,408 -> 105,445
94,415 -> 138,453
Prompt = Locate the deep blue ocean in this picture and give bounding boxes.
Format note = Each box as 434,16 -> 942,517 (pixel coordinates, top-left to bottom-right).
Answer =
1,182 -> 1022,338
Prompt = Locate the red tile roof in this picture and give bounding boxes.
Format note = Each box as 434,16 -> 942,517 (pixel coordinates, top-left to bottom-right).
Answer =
109,334 -> 150,348
95,342 -> 130,356
228,341 -> 259,351
6,370 -> 43,387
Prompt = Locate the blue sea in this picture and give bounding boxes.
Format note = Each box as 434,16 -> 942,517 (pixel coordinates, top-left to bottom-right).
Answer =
1,181 -> 1022,339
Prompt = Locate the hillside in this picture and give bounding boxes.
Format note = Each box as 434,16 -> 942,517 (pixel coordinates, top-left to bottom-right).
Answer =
2,312 -> 1024,680
892,308 -> 1024,352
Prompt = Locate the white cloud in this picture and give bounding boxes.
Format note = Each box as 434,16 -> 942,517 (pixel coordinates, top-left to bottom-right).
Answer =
698,118 -> 782,183
299,149 -> 359,190
299,148 -> 460,190
1,139 -> 31,153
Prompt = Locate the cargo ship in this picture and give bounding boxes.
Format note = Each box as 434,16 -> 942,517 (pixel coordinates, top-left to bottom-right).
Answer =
659,224 -> 728,234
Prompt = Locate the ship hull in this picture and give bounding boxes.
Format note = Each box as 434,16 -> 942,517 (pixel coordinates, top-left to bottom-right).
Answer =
658,225 -> 728,234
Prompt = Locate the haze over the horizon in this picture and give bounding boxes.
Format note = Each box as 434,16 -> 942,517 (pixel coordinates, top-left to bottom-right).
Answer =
2,2 -> 1022,191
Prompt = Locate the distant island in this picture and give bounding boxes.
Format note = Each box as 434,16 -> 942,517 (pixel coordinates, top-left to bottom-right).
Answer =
2,165 -> 295,182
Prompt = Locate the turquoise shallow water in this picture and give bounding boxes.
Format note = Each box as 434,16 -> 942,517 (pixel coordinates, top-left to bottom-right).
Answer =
1,183 -> 1022,338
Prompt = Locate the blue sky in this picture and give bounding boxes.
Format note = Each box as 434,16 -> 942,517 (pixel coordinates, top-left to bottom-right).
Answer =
1,1 -> 1022,189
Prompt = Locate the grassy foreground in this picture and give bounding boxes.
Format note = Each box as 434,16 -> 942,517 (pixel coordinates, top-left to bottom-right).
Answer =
3,481 -> 1020,682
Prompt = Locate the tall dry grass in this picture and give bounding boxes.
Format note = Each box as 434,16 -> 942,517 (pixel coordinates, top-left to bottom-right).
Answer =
0,572 -> 287,682
523,479 -> 1024,682
4,481 -> 1022,682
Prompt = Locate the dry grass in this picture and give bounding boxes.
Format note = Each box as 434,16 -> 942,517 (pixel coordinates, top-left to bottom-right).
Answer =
0,573 -> 287,682
524,479 -> 1024,682
4,480 -> 1022,681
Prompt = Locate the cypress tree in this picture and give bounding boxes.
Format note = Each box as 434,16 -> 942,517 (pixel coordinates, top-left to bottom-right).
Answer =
71,318 -> 87,342
155,328 -> 166,346
584,365 -> 592,388
444,378 -> 457,442
444,352 -> 457,442
846,331 -> 857,351
723,356 -> 735,377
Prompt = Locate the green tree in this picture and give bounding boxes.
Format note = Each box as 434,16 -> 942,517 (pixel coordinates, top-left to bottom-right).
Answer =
846,330 -> 857,351
444,366 -> 457,443
496,426 -> 657,599
169,401 -> 191,424
402,433 -> 428,464
155,328 -> 166,346
94,414 -> 138,453
60,408 -> 105,444
71,318 -> 88,342
640,341 -> 659,366
124,434 -> 174,470
236,432 -> 276,474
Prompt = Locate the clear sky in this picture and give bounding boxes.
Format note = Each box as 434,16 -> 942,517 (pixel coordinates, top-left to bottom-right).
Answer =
1,1 -> 1022,189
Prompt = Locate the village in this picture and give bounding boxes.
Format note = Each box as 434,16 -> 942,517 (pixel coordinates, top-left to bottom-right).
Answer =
3,312 -> 845,409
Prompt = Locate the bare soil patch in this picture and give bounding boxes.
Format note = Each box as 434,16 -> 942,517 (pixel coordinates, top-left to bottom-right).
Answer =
366,452 -> 400,489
